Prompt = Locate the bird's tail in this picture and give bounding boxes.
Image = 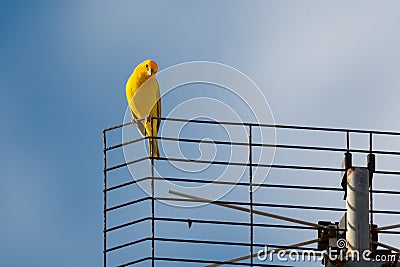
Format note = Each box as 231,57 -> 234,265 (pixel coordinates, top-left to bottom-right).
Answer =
148,137 -> 160,158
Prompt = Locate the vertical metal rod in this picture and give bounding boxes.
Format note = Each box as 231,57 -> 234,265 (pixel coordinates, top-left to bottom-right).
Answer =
151,117 -> 155,267
102,129 -> 107,267
369,132 -> 374,251
248,125 -> 253,266
346,131 -> 350,151
369,132 -> 372,153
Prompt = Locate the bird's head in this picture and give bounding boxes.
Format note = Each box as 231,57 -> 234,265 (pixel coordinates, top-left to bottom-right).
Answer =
136,59 -> 158,78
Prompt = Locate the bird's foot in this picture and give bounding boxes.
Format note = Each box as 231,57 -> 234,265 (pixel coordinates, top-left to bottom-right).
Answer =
145,115 -> 152,124
131,118 -> 139,127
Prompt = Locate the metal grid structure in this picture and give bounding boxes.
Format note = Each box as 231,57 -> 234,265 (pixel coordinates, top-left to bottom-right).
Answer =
103,117 -> 400,266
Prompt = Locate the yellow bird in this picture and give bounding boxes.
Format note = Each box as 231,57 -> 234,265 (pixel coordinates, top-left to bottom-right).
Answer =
126,60 -> 161,158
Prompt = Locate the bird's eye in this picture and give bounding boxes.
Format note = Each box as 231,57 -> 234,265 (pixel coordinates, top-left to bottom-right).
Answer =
146,64 -> 148,69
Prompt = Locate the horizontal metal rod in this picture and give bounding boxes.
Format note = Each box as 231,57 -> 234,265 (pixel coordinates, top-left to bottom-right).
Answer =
376,223 -> 400,231
104,156 -> 400,177
105,217 -> 400,235
104,195 -> 400,215
105,156 -> 149,172
107,134 -> 400,157
105,195 -> 345,214
104,116 -> 400,137
105,196 -> 151,212
105,176 -> 400,195
103,121 -> 132,132
105,176 -> 149,192
116,256 -> 151,267
156,238 -> 324,252
169,190 -> 322,228
155,257 -> 289,267
370,209 -> 400,215
373,241 -> 400,253
105,180 -> 138,192
106,154 -> 400,175
159,196 -> 347,212
372,188 -> 400,195
104,217 -> 149,233
105,136 -> 146,151
155,237 -> 267,248
105,237 -> 150,252
106,176 -> 344,192
375,170 -> 400,175
154,217 -> 327,231
105,155 -> 345,173
377,230 -> 400,234
106,236 -> 322,254
119,256 -> 291,267
105,216 -> 348,233
109,176 -> 345,192
159,157 -> 344,172
161,196 -> 399,214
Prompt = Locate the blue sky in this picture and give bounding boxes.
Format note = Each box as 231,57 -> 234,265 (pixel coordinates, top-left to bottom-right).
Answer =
1,1 -> 400,266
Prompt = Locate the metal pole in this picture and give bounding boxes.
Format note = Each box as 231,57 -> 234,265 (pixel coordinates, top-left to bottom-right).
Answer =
103,130 -> 107,267
346,167 -> 370,254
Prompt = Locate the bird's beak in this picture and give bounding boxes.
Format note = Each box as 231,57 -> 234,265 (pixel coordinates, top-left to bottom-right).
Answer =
148,69 -> 153,76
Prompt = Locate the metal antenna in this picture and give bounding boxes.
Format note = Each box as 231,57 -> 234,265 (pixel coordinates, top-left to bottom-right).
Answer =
103,117 -> 400,267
